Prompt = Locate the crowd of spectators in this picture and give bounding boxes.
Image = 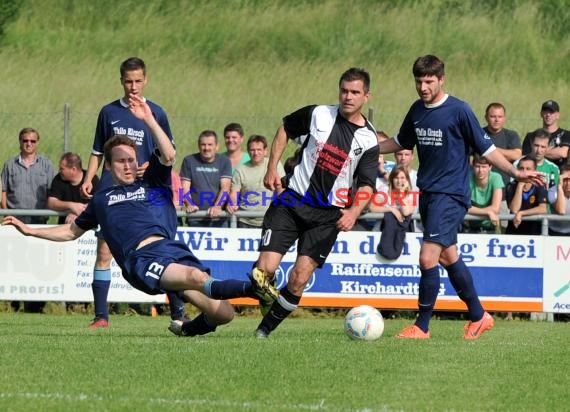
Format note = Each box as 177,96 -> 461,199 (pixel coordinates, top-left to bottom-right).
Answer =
2,99 -> 569,315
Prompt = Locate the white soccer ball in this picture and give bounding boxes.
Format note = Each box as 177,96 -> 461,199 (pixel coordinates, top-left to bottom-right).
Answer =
344,305 -> 384,341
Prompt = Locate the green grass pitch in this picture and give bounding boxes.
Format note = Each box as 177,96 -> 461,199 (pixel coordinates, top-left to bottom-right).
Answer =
0,313 -> 568,411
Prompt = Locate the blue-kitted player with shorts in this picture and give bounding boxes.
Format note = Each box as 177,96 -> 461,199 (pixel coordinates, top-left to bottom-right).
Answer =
3,94 -> 276,337
80,56 -> 186,330
380,55 -> 544,339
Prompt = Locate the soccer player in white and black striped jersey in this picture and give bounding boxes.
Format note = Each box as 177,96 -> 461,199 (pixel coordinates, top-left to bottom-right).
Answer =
252,68 -> 379,338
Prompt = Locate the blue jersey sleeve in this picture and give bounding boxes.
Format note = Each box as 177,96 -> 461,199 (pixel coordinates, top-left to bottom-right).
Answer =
458,102 -> 494,155
74,200 -> 99,232
143,151 -> 172,191
93,107 -> 111,155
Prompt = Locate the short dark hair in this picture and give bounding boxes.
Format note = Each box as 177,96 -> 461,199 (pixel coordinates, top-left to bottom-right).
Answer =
472,153 -> 490,165
560,164 -> 570,174
60,152 -> 82,169
247,134 -> 267,150
413,55 -> 445,79
485,102 -> 506,115
103,135 -> 137,165
339,68 -> 370,93
223,123 -> 244,137
532,128 -> 550,143
518,155 -> 537,170
198,130 -> 218,144
120,57 -> 146,77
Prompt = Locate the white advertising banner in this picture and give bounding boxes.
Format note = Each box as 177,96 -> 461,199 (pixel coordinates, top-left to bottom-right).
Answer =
0,225 -> 567,313
542,237 -> 570,313
0,226 -> 164,303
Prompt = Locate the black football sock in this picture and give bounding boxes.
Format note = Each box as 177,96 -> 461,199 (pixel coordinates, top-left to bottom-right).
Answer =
257,287 -> 301,335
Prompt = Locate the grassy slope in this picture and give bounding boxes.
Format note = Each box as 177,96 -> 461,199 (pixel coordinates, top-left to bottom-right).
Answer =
0,0 -> 569,167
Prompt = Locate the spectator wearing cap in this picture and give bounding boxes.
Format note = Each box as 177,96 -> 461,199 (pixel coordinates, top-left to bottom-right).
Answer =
522,100 -> 570,169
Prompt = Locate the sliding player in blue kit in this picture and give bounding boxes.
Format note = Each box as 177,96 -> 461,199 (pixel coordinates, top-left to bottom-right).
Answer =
380,55 -> 544,339
80,56 -> 186,329
3,94 -> 275,337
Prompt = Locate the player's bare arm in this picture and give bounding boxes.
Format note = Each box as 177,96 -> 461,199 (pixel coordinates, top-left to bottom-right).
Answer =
3,216 -> 86,241
484,149 -> 545,186
264,125 -> 288,191
379,137 -> 404,154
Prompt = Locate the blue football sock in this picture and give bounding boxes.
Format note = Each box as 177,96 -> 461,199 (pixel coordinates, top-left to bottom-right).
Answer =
167,291 -> 186,320
415,266 -> 440,333
92,268 -> 111,320
204,278 -> 251,299
445,259 -> 484,322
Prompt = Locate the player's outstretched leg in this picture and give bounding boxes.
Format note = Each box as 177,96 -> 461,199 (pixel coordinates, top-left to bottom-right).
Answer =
89,238 -> 112,329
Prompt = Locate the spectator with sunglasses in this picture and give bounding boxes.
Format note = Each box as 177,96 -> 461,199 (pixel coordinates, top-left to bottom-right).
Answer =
1,127 -> 55,313
1,127 -> 54,224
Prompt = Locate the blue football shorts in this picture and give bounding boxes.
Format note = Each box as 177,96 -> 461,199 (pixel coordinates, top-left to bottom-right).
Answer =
419,192 -> 468,248
122,238 -> 209,295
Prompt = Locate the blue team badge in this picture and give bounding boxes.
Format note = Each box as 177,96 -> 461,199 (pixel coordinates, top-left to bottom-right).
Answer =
483,133 -> 491,140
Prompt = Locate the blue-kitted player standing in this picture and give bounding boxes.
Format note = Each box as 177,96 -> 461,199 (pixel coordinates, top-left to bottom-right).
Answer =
380,55 -> 544,339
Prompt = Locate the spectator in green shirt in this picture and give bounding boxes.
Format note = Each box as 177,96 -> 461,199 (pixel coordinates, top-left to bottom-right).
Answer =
463,154 -> 504,234
515,129 -> 559,188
